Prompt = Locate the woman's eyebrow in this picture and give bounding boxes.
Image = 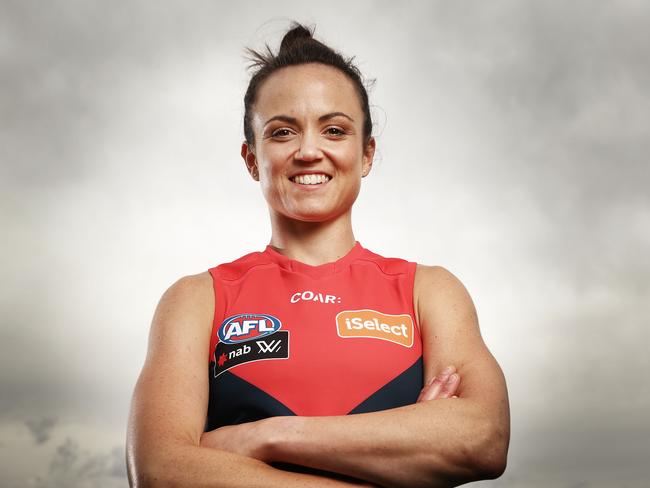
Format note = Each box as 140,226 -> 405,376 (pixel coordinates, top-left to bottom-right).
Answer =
264,112 -> 355,126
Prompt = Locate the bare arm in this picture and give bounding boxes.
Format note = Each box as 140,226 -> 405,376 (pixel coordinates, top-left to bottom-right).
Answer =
126,273 -> 381,487
202,265 -> 510,488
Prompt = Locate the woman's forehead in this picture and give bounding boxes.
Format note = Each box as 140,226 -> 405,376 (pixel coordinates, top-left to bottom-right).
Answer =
254,64 -> 361,120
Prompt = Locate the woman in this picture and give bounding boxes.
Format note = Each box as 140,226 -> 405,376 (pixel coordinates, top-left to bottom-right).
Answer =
127,22 -> 510,487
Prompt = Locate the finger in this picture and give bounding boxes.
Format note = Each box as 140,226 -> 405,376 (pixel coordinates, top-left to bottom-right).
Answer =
416,373 -> 438,402
438,373 -> 460,399
416,384 -> 429,402
419,365 -> 456,401
417,379 -> 436,402
417,365 -> 456,402
420,376 -> 448,401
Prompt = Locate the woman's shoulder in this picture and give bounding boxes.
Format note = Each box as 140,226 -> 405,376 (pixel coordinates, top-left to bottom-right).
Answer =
413,263 -> 472,311
156,271 -> 214,327
414,263 -> 458,283
167,271 -> 213,295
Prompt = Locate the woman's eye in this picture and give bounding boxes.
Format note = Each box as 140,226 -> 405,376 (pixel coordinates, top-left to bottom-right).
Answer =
325,127 -> 345,136
271,129 -> 292,137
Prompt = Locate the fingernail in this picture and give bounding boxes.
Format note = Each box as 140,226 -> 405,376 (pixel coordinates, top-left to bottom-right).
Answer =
448,373 -> 458,382
443,366 -> 454,375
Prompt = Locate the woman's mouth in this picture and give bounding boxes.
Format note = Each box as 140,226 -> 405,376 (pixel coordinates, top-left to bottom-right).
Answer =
289,173 -> 332,188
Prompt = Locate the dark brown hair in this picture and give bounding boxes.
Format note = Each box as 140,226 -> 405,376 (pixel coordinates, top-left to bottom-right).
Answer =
242,21 -> 374,149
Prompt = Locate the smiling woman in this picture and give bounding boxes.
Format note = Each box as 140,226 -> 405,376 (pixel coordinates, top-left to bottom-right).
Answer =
126,20 -> 510,488
241,61 -> 373,225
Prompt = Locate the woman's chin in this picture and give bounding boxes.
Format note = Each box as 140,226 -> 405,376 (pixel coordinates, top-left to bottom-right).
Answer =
283,208 -> 339,223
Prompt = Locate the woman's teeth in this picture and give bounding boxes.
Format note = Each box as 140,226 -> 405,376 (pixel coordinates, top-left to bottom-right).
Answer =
291,174 -> 331,185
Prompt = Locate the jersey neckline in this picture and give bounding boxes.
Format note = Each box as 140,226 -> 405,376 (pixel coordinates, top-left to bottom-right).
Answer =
262,240 -> 365,278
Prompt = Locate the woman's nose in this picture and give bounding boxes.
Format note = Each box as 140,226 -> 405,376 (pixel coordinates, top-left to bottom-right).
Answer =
295,131 -> 323,161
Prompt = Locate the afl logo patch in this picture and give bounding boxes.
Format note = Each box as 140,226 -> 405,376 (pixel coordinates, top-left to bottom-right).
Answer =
336,309 -> 414,347
218,313 -> 282,344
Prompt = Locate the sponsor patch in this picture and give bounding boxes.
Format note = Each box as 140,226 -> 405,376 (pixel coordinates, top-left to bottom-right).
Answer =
290,290 -> 341,304
336,309 -> 414,347
218,313 -> 282,344
213,330 -> 290,378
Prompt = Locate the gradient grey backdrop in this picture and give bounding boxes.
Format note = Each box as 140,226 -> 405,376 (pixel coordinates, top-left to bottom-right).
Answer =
1,1 -> 648,487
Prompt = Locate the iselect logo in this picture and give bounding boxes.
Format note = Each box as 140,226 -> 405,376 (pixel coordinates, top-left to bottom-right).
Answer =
336,309 -> 414,347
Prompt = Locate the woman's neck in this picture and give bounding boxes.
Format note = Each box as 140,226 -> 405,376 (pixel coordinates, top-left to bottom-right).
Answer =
267,210 -> 357,266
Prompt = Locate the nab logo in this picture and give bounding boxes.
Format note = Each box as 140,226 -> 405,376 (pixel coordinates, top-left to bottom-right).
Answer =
336,309 -> 414,347
213,330 -> 290,377
218,313 -> 282,344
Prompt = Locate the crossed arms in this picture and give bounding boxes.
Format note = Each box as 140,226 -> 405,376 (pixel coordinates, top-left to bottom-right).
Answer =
127,265 -> 510,487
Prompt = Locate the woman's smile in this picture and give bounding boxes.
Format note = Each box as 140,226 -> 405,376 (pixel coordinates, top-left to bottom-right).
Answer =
289,172 -> 333,191
290,178 -> 331,190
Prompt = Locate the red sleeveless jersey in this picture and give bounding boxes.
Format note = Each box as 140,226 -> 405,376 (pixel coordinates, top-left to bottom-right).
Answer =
205,241 -> 423,431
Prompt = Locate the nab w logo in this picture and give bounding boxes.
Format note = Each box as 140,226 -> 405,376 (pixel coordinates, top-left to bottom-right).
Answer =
218,313 -> 282,344
257,339 -> 283,354
213,330 -> 290,377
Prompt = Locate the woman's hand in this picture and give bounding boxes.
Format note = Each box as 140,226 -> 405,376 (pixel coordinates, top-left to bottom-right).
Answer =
200,418 -> 273,462
416,365 -> 460,402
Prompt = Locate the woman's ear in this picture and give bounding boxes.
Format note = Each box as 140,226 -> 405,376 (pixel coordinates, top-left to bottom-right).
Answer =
362,137 -> 376,177
241,142 -> 259,180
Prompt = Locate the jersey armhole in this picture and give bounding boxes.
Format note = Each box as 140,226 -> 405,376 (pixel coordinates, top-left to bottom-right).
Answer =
207,267 -> 227,363
407,261 -> 421,336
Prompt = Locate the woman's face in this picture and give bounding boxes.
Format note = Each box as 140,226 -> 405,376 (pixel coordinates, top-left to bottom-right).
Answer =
243,62 -> 375,223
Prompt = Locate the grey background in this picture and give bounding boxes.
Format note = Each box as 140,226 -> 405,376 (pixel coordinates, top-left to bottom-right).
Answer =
1,1 -> 649,486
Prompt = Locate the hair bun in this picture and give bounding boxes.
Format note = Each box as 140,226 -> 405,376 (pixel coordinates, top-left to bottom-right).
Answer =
279,23 -> 314,55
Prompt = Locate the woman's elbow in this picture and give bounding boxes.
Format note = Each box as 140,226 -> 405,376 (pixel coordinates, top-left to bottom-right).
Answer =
127,457 -> 156,488
126,447 -> 161,488
424,420 -> 508,486
441,418 -> 509,484
128,457 -> 180,488
471,419 -> 509,480
126,437 -> 187,488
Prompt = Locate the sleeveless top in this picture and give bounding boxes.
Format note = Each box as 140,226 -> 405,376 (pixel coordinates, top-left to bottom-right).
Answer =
205,241 -> 423,432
